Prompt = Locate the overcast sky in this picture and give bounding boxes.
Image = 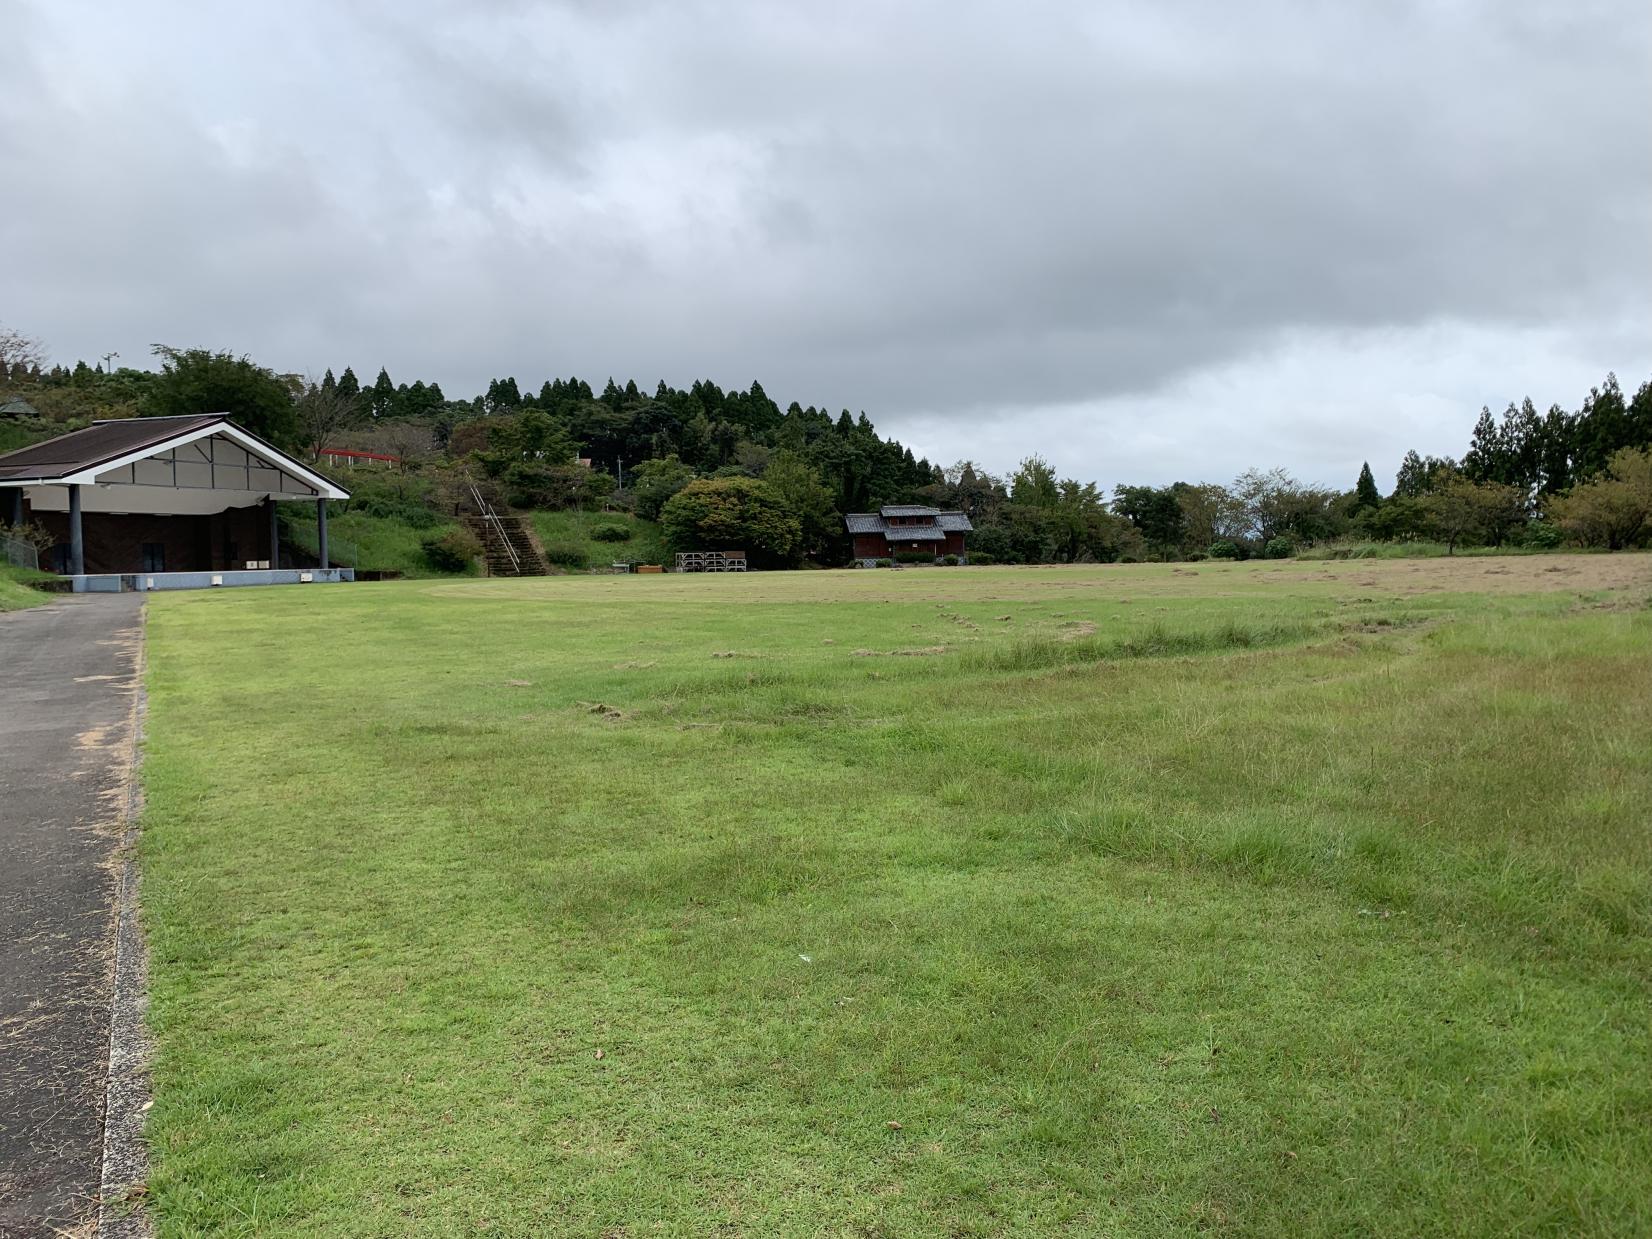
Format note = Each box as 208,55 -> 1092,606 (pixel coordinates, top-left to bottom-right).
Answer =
5,0 -> 1649,490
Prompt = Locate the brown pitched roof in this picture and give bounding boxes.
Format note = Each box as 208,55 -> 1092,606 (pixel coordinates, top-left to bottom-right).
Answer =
0,415 -> 226,483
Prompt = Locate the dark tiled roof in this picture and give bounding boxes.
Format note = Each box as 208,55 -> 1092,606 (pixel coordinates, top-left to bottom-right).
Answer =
0,414 -> 226,482
845,509 -> 973,536
883,526 -> 946,542
880,504 -> 941,517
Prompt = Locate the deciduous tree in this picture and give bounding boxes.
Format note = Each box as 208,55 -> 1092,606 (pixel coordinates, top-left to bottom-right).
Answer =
1112,484 -> 1186,558
1009,455 -> 1060,508
296,376 -> 363,460
1548,447 -> 1652,549
0,323 -> 47,378
660,477 -> 802,568
631,455 -> 696,520
1420,476 -> 1526,553
142,346 -> 300,449
763,450 -> 837,559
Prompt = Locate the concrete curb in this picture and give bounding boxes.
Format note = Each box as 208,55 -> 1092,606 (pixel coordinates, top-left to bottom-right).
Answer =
97,601 -> 153,1239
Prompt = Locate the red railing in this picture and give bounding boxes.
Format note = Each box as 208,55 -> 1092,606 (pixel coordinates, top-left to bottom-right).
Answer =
319,448 -> 402,464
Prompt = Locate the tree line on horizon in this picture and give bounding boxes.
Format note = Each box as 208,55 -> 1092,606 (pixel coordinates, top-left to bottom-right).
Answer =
2,328 -> 1650,565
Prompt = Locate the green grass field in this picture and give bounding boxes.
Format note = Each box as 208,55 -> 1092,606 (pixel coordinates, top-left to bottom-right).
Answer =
137,556 -> 1652,1236
529,509 -> 667,570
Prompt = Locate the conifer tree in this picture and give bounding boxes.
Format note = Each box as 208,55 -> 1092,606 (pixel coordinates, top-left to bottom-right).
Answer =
1575,373 -> 1629,478
1354,462 -> 1380,510
369,367 -> 395,419
1463,407 -> 1502,482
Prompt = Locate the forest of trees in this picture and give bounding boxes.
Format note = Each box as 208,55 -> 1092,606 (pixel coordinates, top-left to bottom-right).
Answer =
3,327 -> 1650,567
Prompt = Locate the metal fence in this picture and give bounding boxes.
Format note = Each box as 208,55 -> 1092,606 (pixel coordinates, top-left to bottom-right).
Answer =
2,534 -> 39,572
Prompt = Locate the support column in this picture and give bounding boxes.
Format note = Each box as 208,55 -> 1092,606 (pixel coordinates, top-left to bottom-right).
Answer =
268,499 -> 280,570
317,499 -> 329,570
6,487 -> 21,528
68,483 -> 84,576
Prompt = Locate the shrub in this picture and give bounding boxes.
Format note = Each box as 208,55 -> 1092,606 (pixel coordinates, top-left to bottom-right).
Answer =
354,497 -> 439,529
969,552 -> 995,565
0,520 -> 55,554
503,462 -> 615,511
590,522 -> 632,543
875,558 -> 892,568
1263,536 -> 1294,559
1521,521 -> 1565,549
1208,540 -> 1241,560
542,542 -> 588,568
894,551 -> 934,564
420,527 -> 481,572
942,554 -> 960,566
345,474 -> 441,529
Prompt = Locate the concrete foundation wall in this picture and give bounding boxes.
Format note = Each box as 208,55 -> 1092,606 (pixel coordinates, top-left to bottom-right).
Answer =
72,568 -> 354,593
856,556 -> 969,568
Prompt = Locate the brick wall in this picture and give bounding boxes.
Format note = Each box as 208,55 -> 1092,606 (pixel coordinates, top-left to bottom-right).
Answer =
25,499 -> 276,575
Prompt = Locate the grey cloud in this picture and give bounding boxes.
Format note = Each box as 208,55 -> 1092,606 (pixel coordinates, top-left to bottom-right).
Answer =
5,0 -> 1649,485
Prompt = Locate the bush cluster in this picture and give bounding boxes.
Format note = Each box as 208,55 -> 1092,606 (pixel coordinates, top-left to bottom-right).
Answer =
420,527 -> 481,572
347,475 -> 441,529
590,523 -> 632,543
503,461 -> 616,511
1207,540 -> 1241,560
542,542 -> 588,568
1519,521 -> 1565,549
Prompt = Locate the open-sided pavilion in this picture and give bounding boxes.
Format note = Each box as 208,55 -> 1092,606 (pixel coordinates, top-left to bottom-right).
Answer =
0,414 -> 353,591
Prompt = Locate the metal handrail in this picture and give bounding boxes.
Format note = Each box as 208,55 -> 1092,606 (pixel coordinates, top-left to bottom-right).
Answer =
469,484 -> 520,574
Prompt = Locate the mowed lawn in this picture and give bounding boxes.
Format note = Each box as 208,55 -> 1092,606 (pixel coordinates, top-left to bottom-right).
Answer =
138,556 -> 1652,1236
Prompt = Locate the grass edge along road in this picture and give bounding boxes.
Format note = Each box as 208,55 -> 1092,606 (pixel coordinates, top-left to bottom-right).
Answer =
0,563 -> 55,610
136,557 -> 1652,1236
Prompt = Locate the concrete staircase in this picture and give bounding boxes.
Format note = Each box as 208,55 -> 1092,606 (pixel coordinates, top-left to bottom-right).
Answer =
464,485 -> 549,577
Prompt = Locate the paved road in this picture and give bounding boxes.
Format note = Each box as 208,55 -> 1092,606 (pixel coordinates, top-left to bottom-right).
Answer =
0,594 -> 145,1238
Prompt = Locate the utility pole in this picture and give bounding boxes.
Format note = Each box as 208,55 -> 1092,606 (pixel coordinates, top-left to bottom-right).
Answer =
101,351 -> 119,374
